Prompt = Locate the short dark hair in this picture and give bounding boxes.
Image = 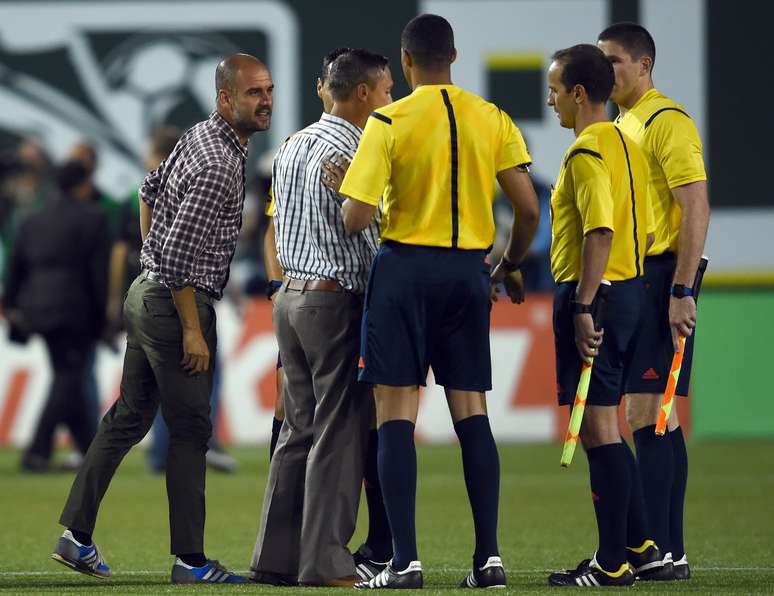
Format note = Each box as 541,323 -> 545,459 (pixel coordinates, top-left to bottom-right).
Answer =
321,47 -> 353,82
326,49 -> 389,102
598,22 -> 656,67
401,14 -> 454,70
552,44 -> 615,104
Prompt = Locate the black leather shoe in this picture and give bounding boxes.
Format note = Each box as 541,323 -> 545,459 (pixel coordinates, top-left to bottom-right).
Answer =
249,569 -> 297,586
548,555 -> 634,588
460,556 -> 506,588
627,542 -> 674,581
354,561 -> 423,589
672,554 -> 691,580
354,544 -> 390,582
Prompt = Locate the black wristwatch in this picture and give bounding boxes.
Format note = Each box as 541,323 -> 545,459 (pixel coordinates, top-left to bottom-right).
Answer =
570,300 -> 593,315
266,280 -> 282,300
500,255 -> 520,273
671,284 -> 694,299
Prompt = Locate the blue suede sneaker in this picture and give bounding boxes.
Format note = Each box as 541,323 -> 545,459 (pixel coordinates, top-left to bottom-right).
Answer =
51,529 -> 110,579
171,558 -> 248,584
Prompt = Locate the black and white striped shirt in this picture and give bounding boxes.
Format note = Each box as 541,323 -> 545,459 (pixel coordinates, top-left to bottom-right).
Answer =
272,113 -> 379,294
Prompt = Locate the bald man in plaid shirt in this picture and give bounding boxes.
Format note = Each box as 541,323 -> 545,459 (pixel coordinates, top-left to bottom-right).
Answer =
52,54 -> 272,585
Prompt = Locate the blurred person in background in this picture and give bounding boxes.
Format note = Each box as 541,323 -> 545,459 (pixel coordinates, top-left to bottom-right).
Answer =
66,141 -> 121,455
492,176 -> 554,293
67,141 -> 120,235
2,160 -> 110,473
0,139 -> 55,285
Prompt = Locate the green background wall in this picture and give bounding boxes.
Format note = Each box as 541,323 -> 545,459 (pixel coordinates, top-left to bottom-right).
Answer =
692,290 -> 774,438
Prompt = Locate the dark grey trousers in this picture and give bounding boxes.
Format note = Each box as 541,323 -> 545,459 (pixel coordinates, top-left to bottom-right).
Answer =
251,285 -> 372,584
59,275 -> 216,554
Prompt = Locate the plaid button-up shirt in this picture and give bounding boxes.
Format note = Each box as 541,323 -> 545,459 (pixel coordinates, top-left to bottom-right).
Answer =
139,112 -> 247,299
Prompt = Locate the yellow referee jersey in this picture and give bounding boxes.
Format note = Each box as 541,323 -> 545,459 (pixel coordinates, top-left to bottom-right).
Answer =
550,121 -> 652,283
615,88 -> 706,256
265,185 -> 275,216
339,84 -> 531,249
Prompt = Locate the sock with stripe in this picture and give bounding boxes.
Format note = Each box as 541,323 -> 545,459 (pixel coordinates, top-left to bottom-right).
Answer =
178,553 -> 206,567
454,415 -> 500,569
364,429 -> 393,561
620,437 -> 651,549
586,443 -> 630,573
69,529 -> 92,546
377,420 -> 418,572
269,417 -> 282,461
669,426 -> 688,559
633,425 -> 674,553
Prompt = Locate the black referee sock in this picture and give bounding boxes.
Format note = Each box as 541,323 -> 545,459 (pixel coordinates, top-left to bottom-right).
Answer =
669,427 -> 688,560
269,417 -> 282,461
620,437 -> 651,549
633,425 -> 674,553
454,415 -> 500,569
378,420 -> 418,572
364,429 -> 393,561
586,443 -> 630,572
69,529 -> 92,546
178,553 -> 207,567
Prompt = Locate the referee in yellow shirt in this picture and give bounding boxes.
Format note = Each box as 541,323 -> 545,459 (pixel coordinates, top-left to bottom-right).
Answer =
544,45 -> 654,588
338,14 -> 539,590
599,23 -> 710,580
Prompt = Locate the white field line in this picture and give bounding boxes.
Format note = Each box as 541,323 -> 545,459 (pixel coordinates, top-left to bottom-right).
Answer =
1,567 -> 774,577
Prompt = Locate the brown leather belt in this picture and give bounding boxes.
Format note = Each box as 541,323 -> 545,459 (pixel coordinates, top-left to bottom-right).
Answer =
284,277 -> 344,292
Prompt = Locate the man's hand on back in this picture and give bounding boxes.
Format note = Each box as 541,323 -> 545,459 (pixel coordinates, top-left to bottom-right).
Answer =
490,261 -> 525,304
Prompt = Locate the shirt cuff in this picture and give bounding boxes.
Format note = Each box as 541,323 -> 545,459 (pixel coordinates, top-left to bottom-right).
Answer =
667,173 -> 707,190
139,187 -> 155,207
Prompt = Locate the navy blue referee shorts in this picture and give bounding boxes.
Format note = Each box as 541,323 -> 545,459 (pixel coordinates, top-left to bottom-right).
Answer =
358,241 -> 492,392
554,277 -> 644,407
623,252 -> 696,396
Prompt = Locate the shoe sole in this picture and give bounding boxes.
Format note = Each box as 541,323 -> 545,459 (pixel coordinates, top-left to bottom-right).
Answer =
51,553 -> 108,579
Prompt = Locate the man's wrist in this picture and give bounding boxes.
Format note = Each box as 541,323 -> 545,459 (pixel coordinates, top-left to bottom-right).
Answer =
500,254 -> 520,273
266,279 -> 282,300
671,283 -> 694,299
570,300 -> 593,315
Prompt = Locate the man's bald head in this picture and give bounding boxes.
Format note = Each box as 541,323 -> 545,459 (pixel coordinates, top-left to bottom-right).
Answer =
215,53 -> 267,95
215,53 -> 273,142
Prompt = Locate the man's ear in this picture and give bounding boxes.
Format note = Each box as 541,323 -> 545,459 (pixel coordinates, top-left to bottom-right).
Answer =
640,56 -> 653,77
573,84 -> 585,104
401,48 -> 412,69
356,82 -> 370,103
450,47 -> 457,64
217,89 -> 230,110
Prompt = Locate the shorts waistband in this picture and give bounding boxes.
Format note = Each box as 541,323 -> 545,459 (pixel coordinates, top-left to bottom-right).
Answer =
645,251 -> 676,263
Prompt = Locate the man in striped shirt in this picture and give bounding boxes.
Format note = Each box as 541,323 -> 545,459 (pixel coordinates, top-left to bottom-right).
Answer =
250,49 -> 393,587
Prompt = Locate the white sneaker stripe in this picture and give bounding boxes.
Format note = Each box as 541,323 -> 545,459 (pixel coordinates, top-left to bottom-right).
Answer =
589,574 -> 600,587
202,568 -> 215,580
576,576 -> 583,586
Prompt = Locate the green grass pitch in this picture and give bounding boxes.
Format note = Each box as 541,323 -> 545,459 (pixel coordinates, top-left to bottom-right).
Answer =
1,441 -> 772,594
